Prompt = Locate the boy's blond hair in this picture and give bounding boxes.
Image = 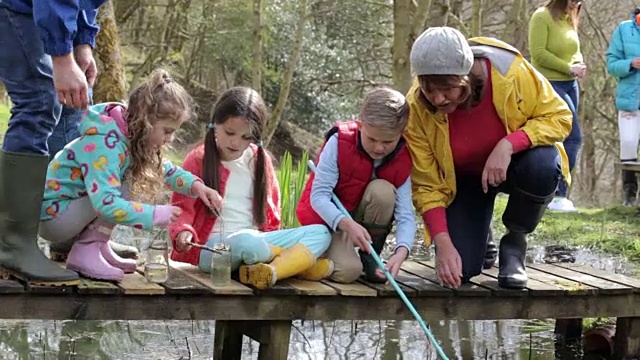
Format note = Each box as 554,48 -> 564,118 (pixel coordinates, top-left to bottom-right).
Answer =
359,87 -> 409,132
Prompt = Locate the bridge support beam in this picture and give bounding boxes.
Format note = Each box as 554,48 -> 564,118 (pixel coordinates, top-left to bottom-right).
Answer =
615,317 -> 640,359
213,320 -> 292,360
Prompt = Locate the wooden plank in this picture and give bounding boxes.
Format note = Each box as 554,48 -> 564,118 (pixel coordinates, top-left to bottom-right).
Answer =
160,268 -> 211,295
395,269 -> 453,296
483,266 -> 566,297
617,161 -> 640,172
417,260 -> 526,297
320,280 -> 378,297
0,280 -> 24,294
554,263 -> 640,292
357,278 -> 417,297
170,260 -> 253,295
401,261 -> 488,297
256,281 -> 302,296
77,278 -> 121,295
523,267 -> 596,296
281,278 -> 337,296
418,260 -> 512,296
529,263 -> 632,295
118,272 -> 165,295
26,283 -> 75,294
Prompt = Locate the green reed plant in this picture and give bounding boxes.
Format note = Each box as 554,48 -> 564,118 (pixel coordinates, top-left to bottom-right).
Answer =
277,151 -> 310,229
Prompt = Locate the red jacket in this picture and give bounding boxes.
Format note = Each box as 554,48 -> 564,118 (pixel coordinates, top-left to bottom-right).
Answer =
297,121 -> 412,226
169,144 -> 281,265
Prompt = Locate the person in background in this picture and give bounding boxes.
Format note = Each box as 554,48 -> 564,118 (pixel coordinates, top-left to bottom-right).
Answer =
606,7 -> 640,207
528,0 -> 585,212
405,27 -> 572,290
0,0 -> 107,285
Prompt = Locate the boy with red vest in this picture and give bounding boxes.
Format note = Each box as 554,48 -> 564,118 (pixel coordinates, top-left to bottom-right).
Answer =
296,87 -> 416,283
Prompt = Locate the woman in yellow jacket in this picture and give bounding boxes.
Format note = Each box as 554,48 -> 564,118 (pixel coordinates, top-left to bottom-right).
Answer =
406,27 -> 572,290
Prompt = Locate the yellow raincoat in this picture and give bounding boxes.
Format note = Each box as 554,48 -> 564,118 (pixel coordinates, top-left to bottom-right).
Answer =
405,37 -> 573,244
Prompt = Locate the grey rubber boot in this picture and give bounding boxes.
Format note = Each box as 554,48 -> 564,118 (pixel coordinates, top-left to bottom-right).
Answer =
483,230 -> 497,269
0,150 -> 79,285
498,187 -> 553,290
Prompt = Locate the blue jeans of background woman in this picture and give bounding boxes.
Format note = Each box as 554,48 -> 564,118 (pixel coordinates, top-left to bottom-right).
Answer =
549,80 -> 581,198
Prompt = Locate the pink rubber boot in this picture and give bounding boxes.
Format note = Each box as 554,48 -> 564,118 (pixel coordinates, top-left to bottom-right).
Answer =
66,220 -> 125,281
91,219 -> 137,273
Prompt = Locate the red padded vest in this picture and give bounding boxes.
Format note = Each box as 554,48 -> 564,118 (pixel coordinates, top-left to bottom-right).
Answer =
296,121 -> 412,226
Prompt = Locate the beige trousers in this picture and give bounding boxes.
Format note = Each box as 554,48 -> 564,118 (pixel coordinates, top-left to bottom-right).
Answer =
325,179 -> 396,283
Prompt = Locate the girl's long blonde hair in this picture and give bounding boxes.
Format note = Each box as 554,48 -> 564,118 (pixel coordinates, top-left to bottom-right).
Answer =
125,69 -> 194,203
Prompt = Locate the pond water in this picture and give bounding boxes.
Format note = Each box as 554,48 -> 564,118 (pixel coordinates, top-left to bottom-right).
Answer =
2,228 -> 632,359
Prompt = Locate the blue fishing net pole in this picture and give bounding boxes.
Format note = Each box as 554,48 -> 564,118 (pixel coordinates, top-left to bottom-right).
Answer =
307,161 -> 449,359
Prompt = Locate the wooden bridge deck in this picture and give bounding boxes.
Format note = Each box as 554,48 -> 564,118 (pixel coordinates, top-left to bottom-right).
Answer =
0,259 -> 638,321
2,259 -> 640,358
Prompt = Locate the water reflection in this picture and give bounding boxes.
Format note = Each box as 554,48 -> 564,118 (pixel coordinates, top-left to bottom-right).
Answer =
0,318 -> 569,359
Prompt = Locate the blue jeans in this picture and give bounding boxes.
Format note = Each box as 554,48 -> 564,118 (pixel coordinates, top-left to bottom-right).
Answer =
198,225 -> 332,273
447,146 -> 561,280
550,80 -> 581,197
0,8 -> 63,155
48,87 -> 93,159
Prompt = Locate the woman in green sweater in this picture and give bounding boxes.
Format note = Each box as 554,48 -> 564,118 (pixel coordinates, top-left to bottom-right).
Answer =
528,0 -> 585,212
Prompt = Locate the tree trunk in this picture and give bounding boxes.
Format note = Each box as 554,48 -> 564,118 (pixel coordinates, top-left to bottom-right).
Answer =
252,0 -> 264,94
470,0 -> 482,37
93,0 -> 127,103
392,0 -> 413,94
263,0 -> 308,148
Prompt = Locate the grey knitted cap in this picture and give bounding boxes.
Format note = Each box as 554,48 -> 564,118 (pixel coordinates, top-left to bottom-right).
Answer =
410,27 -> 474,76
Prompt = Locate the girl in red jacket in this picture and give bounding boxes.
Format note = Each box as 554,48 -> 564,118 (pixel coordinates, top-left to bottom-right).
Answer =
169,87 -> 332,289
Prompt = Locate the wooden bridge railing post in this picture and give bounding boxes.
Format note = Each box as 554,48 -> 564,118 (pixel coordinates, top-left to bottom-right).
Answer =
614,317 -> 640,359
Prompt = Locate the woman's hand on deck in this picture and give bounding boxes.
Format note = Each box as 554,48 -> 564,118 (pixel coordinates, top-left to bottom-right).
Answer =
175,231 -> 194,252
481,139 -> 513,193
376,247 -> 409,283
433,233 -> 462,288
338,218 -> 372,253
192,181 -> 223,212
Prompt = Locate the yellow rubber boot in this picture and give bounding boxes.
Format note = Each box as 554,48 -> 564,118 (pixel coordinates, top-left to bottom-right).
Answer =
297,258 -> 334,281
267,245 -> 285,262
239,243 -> 316,289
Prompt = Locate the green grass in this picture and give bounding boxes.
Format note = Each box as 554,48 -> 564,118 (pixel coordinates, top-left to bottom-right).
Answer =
490,195 -> 640,262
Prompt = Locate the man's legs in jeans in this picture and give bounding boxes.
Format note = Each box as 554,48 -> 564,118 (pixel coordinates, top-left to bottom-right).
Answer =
0,8 -> 78,283
325,179 -> 395,283
48,105 -> 83,160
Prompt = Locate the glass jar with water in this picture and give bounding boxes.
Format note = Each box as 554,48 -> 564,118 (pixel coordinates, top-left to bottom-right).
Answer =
144,230 -> 169,284
209,240 -> 231,286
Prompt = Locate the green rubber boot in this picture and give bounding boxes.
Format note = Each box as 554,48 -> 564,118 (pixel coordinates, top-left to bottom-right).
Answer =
0,150 -> 79,286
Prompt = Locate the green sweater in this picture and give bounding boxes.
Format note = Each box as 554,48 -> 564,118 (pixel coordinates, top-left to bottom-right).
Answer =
528,7 -> 583,81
